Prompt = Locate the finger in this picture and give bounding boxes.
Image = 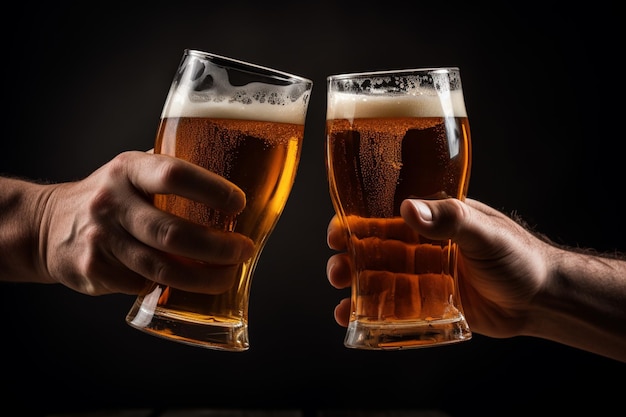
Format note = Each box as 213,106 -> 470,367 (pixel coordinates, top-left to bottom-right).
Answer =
334,298 -> 351,327
327,215 -> 347,250
59,250 -> 150,296
327,252 -> 352,289
400,198 -> 474,244
343,215 -> 412,240
111,235 -> 241,294
328,214 -> 413,250
151,256 -> 242,295
119,194 -> 255,265
122,151 -> 247,214
82,263 -> 151,296
400,198 -> 514,257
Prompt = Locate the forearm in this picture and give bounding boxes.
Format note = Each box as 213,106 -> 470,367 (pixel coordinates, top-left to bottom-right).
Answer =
0,177 -> 53,283
529,248 -> 626,362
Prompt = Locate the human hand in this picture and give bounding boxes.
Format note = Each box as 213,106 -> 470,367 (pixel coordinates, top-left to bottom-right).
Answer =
35,150 -> 254,296
326,198 -> 552,339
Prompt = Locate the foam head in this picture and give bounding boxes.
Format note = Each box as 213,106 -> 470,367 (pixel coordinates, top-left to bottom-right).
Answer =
162,50 -> 312,125
327,68 -> 467,120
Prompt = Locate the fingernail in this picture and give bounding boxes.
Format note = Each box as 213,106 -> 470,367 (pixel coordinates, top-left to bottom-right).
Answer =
411,200 -> 433,221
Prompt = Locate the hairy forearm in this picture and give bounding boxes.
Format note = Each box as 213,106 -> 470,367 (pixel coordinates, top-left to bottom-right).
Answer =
530,248 -> 626,362
0,177 -> 53,283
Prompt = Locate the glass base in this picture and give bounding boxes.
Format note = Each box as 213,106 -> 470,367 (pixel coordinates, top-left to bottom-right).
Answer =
126,306 -> 249,352
344,317 -> 471,350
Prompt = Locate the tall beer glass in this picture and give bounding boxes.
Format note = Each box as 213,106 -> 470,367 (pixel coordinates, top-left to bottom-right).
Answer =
126,50 -> 313,351
325,68 -> 472,350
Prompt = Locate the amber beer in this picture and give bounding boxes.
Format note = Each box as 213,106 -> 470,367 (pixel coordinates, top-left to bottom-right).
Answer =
326,68 -> 472,349
125,50 -> 312,351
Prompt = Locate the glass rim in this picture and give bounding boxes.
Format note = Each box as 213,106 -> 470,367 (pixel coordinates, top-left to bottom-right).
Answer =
327,67 -> 460,81
185,49 -> 313,85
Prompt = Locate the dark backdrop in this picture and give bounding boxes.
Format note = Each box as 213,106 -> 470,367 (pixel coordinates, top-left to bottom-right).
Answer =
2,1 -> 624,416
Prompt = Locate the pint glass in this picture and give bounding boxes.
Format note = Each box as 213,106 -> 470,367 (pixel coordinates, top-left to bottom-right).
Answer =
325,68 -> 472,350
126,50 -> 313,351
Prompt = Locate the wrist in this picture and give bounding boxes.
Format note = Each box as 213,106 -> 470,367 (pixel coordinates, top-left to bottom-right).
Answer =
0,177 -> 55,283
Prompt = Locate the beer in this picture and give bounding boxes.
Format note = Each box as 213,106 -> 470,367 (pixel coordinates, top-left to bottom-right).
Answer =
151,117 -> 302,311
126,50 -> 312,351
326,68 -> 472,349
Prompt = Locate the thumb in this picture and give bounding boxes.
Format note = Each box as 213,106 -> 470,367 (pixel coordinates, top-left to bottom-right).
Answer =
400,198 -> 510,258
400,198 -> 469,240
401,197 -> 490,247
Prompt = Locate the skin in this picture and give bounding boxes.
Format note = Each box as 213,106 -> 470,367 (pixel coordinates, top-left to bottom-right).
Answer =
0,150 -> 255,296
327,198 -> 626,362
1,152 -> 624,361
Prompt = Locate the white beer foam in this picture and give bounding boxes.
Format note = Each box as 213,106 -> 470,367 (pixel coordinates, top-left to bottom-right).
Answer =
162,63 -> 310,125
327,90 -> 467,120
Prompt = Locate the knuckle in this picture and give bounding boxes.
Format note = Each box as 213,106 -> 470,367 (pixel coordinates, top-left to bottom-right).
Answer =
154,157 -> 186,188
451,198 -> 471,222
153,217 -> 182,248
72,258 -> 103,296
151,259 -> 173,285
106,151 -> 134,177
88,188 -> 117,218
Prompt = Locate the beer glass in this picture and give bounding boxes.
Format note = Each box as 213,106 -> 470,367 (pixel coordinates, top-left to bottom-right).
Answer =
126,50 -> 313,351
325,68 -> 472,350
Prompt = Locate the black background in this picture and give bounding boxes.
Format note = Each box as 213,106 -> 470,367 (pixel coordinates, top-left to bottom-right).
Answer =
2,1 -> 624,416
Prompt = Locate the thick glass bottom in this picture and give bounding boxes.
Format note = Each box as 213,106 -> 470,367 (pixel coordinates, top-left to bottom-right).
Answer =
126,306 -> 249,352
344,317 -> 471,350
